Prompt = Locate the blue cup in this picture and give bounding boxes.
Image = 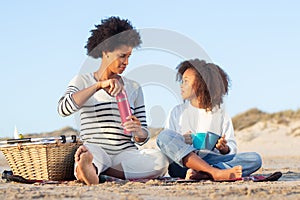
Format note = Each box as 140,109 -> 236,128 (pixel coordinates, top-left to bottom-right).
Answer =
191,133 -> 206,150
191,132 -> 221,150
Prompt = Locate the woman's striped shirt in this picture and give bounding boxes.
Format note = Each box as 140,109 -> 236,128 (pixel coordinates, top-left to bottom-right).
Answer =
58,73 -> 148,155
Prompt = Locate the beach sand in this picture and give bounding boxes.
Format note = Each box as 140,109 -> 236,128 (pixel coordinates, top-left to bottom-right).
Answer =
0,127 -> 299,200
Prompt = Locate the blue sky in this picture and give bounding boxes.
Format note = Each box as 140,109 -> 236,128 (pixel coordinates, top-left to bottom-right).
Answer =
1,1 -> 299,137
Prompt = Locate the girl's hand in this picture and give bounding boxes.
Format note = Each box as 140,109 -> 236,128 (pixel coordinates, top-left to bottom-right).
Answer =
215,136 -> 230,154
183,131 -> 193,145
98,78 -> 122,96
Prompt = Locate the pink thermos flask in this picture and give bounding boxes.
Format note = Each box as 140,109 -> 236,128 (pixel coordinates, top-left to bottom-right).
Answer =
116,89 -> 132,134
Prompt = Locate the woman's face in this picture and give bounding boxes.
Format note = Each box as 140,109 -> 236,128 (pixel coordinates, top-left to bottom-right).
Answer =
180,68 -> 197,101
105,45 -> 133,74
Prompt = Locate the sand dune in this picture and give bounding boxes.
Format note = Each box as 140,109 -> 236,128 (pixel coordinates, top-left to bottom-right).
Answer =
235,120 -> 300,157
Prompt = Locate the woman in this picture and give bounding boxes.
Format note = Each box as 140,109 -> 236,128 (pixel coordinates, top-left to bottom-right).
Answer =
58,16 -> 168,185
157,59 -> 262,181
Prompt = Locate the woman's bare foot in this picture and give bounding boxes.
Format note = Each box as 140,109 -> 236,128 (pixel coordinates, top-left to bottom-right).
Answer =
185,169 -> 212,180
75,145 -> 99,185
211,166 -> 243,181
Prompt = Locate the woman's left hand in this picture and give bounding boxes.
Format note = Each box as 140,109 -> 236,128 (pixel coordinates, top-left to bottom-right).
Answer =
215,136 -> 230,154
123,115 -> 147,142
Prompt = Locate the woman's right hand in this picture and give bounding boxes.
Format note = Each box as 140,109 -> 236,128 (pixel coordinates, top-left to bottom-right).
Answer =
98,78 -> 122,96
183,131 -> 193,145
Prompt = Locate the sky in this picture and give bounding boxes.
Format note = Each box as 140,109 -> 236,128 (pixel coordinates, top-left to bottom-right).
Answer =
0,0 -> 299,138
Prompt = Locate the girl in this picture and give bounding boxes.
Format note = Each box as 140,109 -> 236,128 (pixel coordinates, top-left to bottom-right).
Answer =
157,59 -> 261,181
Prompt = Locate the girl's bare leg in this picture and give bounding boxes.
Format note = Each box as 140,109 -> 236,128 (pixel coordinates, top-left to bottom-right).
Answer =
185,169 -> 212,180
75,145 -> 99,185
183,152 -> 242,181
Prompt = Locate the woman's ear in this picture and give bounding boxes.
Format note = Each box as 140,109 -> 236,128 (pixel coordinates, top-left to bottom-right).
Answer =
102,51 -> 109,59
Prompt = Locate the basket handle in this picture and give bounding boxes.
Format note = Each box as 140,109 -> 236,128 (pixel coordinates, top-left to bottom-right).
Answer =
5,135 -> 67,144
6,138 -> 31,144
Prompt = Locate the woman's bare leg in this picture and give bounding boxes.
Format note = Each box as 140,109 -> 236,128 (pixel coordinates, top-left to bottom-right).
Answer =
75,145 -> 99,185
183,152 -> 242,181
102,164 -> 125,179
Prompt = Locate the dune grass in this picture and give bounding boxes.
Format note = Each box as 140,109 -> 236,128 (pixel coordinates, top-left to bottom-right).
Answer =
232,108 -> 300,131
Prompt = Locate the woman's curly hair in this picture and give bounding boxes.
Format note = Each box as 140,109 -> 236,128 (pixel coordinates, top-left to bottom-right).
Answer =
85,16 -> 142,58
176,59 -> 230,111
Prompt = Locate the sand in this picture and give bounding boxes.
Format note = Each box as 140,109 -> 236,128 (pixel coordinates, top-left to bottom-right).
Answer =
0,125 -> 300,200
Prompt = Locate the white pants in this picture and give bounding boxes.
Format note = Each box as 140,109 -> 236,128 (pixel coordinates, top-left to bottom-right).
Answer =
75,143 -> 169,179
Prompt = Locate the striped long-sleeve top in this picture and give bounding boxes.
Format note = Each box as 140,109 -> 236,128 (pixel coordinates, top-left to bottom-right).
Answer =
58,73 -> 148,155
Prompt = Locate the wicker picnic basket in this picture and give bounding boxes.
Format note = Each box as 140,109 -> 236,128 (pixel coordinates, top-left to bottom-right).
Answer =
0,136 -> 82,181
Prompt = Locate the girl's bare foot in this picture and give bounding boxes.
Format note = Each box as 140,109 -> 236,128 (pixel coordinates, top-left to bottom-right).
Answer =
185,169 -> 212,180
211,165 -> 243,181
75,145 -> 99,185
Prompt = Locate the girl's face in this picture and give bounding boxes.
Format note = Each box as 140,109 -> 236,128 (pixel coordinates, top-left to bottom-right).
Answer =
104,45 -> 133,74
180,68 -> 197,101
